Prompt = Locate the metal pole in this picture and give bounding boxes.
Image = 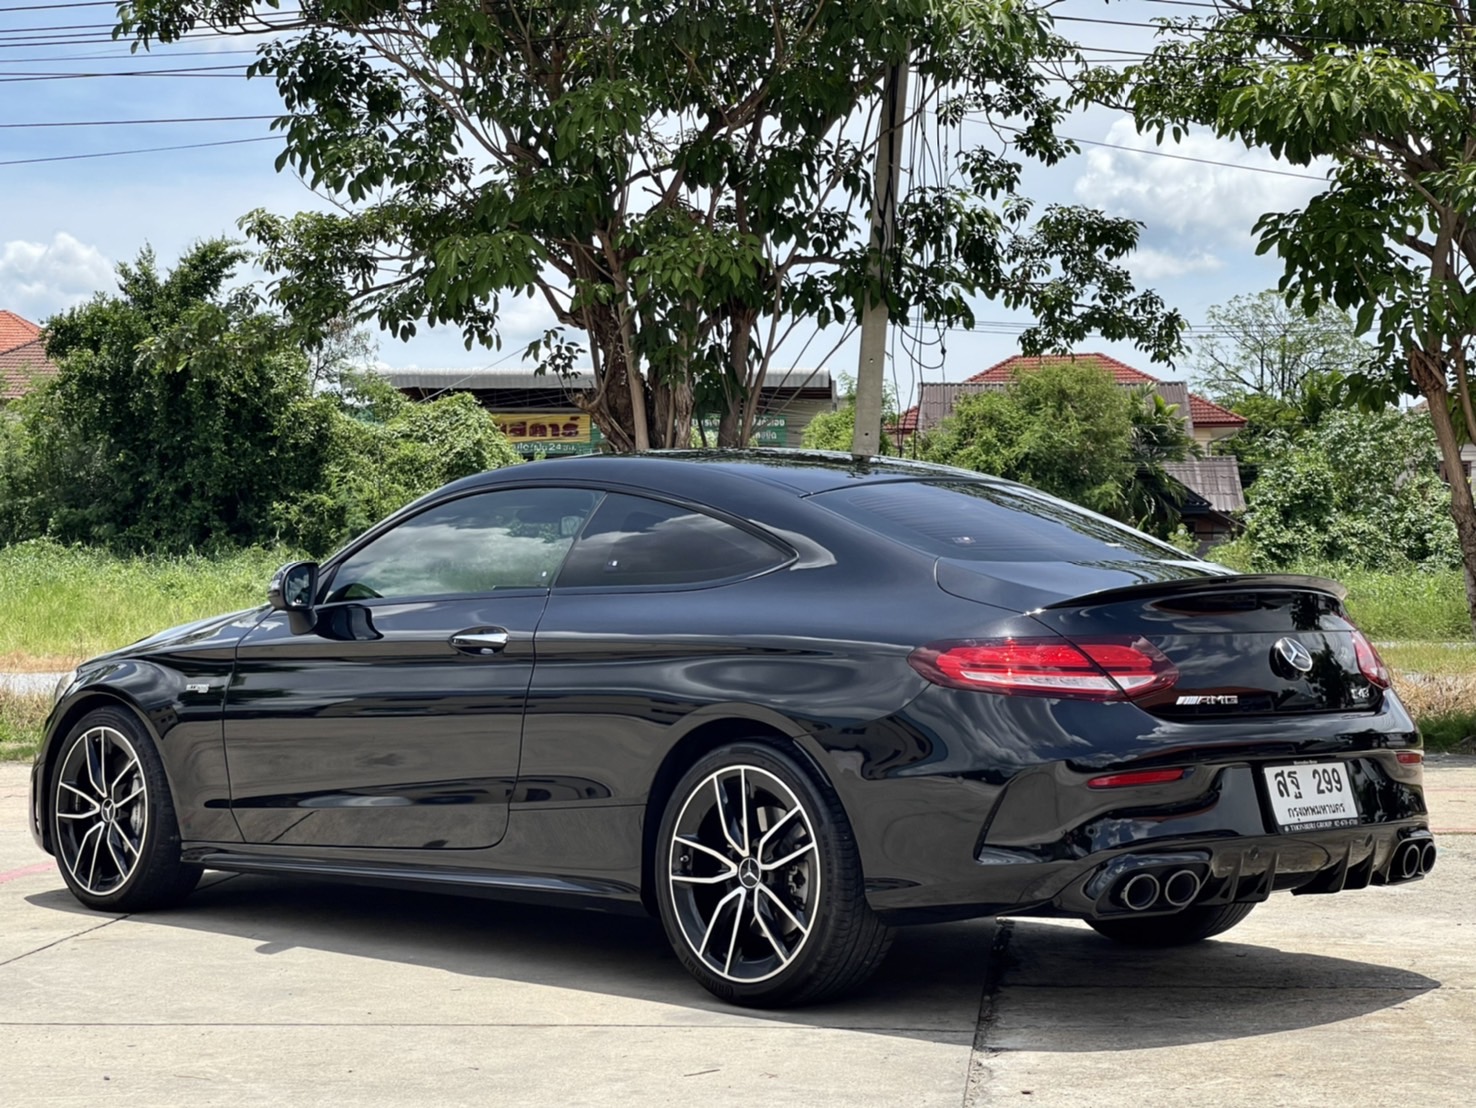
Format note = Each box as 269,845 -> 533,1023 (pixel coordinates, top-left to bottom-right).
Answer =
852,57 -> 909,458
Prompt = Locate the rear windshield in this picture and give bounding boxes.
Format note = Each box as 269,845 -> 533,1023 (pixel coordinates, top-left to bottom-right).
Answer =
812,480 -> 1185,563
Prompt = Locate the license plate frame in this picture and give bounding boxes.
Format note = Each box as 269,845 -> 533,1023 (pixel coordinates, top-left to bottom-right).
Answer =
1262,762 -> 1359,831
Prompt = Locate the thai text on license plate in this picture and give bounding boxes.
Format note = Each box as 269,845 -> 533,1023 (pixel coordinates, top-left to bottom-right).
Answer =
1263,763 -> 1359,830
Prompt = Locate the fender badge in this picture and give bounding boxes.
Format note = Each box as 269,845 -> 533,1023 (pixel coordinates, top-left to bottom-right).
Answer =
185,683 -> 212,694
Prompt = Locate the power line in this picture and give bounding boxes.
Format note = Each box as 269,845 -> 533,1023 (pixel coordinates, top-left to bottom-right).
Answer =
0,113 -> 276,127
0,134 -> 275,167
0,1 -> 118,10
0,47 -> 259,62
0,64 -> 248,80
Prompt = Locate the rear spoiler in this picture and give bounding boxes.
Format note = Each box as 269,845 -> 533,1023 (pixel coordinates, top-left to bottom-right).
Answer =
1039,572 -> 1347,610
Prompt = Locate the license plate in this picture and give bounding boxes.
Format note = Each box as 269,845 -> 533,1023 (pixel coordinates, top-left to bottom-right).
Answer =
1262,763 -> 1359,830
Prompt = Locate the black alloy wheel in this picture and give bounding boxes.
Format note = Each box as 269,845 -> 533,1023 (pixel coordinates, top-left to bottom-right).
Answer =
50,706 -> 201,912
655,741 -> 893,1007
1087,902 -> 1257,947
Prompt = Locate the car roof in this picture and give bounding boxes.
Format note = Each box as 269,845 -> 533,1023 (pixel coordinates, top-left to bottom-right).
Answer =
443,449 -> 990,500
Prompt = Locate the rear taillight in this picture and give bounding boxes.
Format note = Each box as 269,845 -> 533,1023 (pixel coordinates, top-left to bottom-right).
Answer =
1087,768 -> 1187,789
907,637 -> 1178,701
1396,750 -> 1423,765
1351,630 -> 1391,688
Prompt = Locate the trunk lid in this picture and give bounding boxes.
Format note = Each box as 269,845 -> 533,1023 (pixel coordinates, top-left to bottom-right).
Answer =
1026,575 -> 1382,716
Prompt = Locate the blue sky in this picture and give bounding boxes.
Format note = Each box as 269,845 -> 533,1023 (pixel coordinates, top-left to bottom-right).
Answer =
0,1 -> 1331,403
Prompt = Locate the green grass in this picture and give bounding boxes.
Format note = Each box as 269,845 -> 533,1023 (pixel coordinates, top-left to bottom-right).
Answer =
0,691 -> 48,763
1209,542 -> 1472,642
0,539 -> 295,669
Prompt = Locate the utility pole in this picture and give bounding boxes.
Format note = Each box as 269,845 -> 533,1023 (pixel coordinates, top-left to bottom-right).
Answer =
852,57 -> 910,458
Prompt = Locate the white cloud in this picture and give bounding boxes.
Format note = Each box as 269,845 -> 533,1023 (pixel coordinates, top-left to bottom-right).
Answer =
0,233 -> 114,322
1074,119 -> 1330,239
1127,246 -> 1225,281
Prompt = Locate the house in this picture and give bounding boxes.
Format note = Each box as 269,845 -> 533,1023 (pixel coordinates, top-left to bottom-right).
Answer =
0,310 -> 59,403
373,365 -> 837,455
889,353 -> 1249,546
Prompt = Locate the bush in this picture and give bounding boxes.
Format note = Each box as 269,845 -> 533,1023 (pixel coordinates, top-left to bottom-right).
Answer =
1236,409 -> 1458,572
273,379 -> 523,556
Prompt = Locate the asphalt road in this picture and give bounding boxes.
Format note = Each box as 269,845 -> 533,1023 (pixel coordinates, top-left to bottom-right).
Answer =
2,758 -> 1473,1107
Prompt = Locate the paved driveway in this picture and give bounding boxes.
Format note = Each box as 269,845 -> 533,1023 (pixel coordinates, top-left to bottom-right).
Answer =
2,759 -> 1472,1107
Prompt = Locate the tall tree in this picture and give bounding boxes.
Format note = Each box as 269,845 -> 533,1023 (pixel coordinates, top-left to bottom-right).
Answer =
120,0 -> 1183,451
1101,0 -> 1476,635
1191,290 -> 1372,403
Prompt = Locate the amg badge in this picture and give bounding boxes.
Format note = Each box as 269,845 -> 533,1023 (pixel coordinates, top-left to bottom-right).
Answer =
1176,694 -> 1240,706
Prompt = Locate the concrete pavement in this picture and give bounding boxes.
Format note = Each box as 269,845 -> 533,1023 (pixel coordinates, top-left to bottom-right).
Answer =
2,759 -> 1473,1107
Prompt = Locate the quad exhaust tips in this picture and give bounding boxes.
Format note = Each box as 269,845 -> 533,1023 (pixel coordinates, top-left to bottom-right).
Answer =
1388,838 -> 1437,884
1116,868 -> 1202,912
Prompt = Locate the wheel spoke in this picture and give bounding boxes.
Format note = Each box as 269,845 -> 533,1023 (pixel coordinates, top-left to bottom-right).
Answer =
758,881 -> 810,938
109,751 -> 140,796
113,784 -> 144,808
755,805 -> 800,858
752,897 -> 791,965
58,782 -> 99,815
104,830 -> 129,880
673,834 -> 739,876
66,822 -> 102,882
723,887 -> 747,976
115,831 -> 140,859
714,776 -> 746,857
739,768 -> 750,857
697,885 -> 745,958
761,839 -> 817,872
84,823 -> 104,890
671,872 -> 735,885
84,732 -> 106,798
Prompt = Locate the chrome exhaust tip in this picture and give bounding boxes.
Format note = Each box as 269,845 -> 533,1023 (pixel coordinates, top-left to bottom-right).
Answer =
1418,841 -> 1437,876
1162,868 -> 1202,909
1398,843 -> 1421,881
1119,872 -> 1161,912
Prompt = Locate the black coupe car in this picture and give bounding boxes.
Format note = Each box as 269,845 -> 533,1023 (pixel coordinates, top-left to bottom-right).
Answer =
30,452 -> 1435,1006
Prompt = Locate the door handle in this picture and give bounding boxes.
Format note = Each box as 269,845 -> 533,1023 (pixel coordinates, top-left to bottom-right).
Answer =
450,629 -> 511,655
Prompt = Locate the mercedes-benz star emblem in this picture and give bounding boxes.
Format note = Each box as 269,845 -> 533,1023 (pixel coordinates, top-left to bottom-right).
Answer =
1274,637 -> 1314,674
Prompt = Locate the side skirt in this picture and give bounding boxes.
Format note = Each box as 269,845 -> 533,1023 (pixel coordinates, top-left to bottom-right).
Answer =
184,846 -> 649,916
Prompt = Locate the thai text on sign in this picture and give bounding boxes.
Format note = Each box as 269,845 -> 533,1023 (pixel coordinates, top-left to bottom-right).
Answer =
492,413 -> 591,444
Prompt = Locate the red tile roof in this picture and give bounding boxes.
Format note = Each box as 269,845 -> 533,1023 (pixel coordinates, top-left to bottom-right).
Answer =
887,352 -> 1246,436
964,352 -> 1159,387
0,309 -> 42,355
0,312 -> 58,400
1186,393 -> 1246,427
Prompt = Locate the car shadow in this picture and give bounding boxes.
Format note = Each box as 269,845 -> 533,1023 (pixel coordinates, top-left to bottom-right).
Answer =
23,875 -> 1438,1049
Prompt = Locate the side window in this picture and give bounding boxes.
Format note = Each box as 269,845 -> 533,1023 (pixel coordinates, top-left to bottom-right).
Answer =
556,493 -> 788,589
325,488 -> 602,602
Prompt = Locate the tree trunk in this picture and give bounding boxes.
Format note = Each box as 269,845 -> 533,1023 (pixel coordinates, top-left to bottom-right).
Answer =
1411,347 -> 1476,639
716,317 -> 753,448
650,375 -> 693,449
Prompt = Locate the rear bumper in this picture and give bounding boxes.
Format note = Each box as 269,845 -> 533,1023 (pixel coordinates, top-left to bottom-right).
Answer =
864,747 -> 1431,924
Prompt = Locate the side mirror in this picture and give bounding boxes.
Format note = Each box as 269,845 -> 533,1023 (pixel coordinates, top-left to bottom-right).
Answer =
268,561 -> 319,612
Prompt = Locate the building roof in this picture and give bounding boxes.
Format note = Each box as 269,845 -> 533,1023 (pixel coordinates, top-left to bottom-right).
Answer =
375,365 -> 836,403
0,309 -> 42,355
890,352 -> 1247,438
0,312 -> 58,401
1163,457 -> 1247,513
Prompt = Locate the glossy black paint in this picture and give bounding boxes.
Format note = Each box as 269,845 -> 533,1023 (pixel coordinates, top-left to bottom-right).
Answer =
31,451 -> 1432,928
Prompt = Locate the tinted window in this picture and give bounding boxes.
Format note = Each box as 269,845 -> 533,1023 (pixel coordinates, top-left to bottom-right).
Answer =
326,488 -> 602,601
556,494 -> 787,588
814,480 -> 1183,563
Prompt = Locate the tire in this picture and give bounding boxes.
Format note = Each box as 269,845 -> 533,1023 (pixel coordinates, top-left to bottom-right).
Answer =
1087,902 -> 1257,947
654,741 -> 893,1007
49,706 -> 202,913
